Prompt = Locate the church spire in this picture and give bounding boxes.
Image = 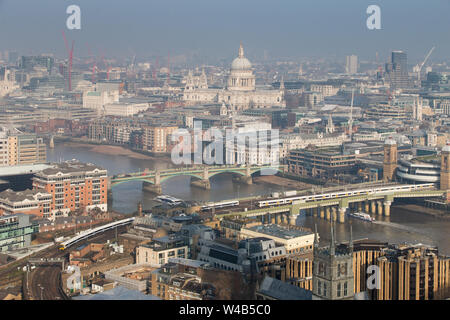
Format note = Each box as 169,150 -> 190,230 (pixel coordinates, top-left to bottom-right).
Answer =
314,223 -> 319,249
330,222 -> 335,256
239,41 -> 244,58
349,224 -> 353,253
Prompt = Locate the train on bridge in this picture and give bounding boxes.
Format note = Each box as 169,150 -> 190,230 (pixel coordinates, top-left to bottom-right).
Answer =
201,200 -> 240,211
256,183 -> 436,208
58,217 -> 135,250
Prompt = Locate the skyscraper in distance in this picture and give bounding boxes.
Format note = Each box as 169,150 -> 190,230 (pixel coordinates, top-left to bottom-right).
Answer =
345,55 -> 358,74
385,51 -> 409,89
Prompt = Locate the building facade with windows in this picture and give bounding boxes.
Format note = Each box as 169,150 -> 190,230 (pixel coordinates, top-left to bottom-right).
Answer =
32,160 -> 108,219
0,214 -> 38,252
136,235 -> 189,265
0,189 -> 52,218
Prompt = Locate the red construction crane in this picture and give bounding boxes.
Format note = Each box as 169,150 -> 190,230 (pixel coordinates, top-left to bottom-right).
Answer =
62,30 -> 74,91
100,54 -> 112,80
85,43 -> 97,83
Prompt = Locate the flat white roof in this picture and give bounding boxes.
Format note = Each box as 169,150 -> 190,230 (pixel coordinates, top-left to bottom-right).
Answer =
0,163 -> 55,177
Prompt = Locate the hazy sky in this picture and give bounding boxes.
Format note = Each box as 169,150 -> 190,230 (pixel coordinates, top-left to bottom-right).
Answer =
1,0 -> 449,63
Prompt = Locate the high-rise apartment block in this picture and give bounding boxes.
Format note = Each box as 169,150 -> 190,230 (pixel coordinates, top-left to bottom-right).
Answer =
143,126 -> 178,153
345,55 -> 358,74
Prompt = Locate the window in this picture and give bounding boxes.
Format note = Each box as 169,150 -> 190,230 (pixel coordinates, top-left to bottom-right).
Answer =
323,282 -> 327,297
337,283 -> 341,297
344,282 -> 347,296
318,281 -> 322,295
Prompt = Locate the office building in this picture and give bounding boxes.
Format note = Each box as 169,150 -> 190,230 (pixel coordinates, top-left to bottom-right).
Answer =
376,244 -> 450,300
385,51 -> 409,89
0,129 -> 46,166
287,146 -> 358,180
15,135 -> 46,165
151,261 -> 216,300
0,214 -> 39,252
135,234 -> 189,265
240,224 -> 315,254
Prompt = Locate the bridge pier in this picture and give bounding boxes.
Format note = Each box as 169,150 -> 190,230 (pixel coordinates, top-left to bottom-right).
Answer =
143,181 -> 162,194
190,179 -> 211,190
357,202 -> 363,212
331,206 -> 337,222
271,214 -> 276,224
383,201 -> 391,217
377,201 -> 383,216
289,214 -> 298,226
312,207 -> 318,217
232,175 -> 253,185
365,201 -> 370,213
370,201 -> 376,215
338,207 -> 347,223
319,206 -> 324,219
325,207 -> 331,221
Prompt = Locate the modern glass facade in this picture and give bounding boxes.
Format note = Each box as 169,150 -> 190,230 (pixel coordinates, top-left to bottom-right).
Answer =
0,214 -> 38,252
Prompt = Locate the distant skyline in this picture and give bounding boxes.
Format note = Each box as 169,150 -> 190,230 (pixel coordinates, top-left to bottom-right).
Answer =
1,0 -> 449,64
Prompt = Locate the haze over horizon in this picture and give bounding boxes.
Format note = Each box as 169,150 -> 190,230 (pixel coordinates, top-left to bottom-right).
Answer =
1,0 -> 449,64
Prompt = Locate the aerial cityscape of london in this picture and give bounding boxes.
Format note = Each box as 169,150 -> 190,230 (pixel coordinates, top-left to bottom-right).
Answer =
0,0 -> 449,307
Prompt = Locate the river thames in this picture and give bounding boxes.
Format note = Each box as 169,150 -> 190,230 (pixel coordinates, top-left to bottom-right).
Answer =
48,142 -> 450,255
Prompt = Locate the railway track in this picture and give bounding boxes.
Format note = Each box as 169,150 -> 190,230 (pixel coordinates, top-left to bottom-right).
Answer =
26,225 -> 128,300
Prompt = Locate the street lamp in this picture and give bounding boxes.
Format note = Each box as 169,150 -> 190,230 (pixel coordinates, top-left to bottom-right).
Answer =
38,284 -> 44,300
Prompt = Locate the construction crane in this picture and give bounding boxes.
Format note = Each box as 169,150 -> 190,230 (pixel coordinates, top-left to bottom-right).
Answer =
85,43 -> 98,84
62,30 -> 74,91
415,46 -> 435,85
349,88 -> 354,140
100,53 -> 112,80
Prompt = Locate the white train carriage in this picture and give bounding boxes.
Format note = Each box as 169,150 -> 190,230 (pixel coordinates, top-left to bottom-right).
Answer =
256,184 -> 435,208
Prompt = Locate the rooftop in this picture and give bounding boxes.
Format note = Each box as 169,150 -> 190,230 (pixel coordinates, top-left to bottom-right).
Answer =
36,160 -> 107,176
245,224 -> 313,239
0,188 -> 50,202
258,276 -> 312,300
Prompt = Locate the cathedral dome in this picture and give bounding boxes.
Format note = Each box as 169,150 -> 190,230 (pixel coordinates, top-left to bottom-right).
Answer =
231,57 -> 252,70
231,43 -> 252,71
